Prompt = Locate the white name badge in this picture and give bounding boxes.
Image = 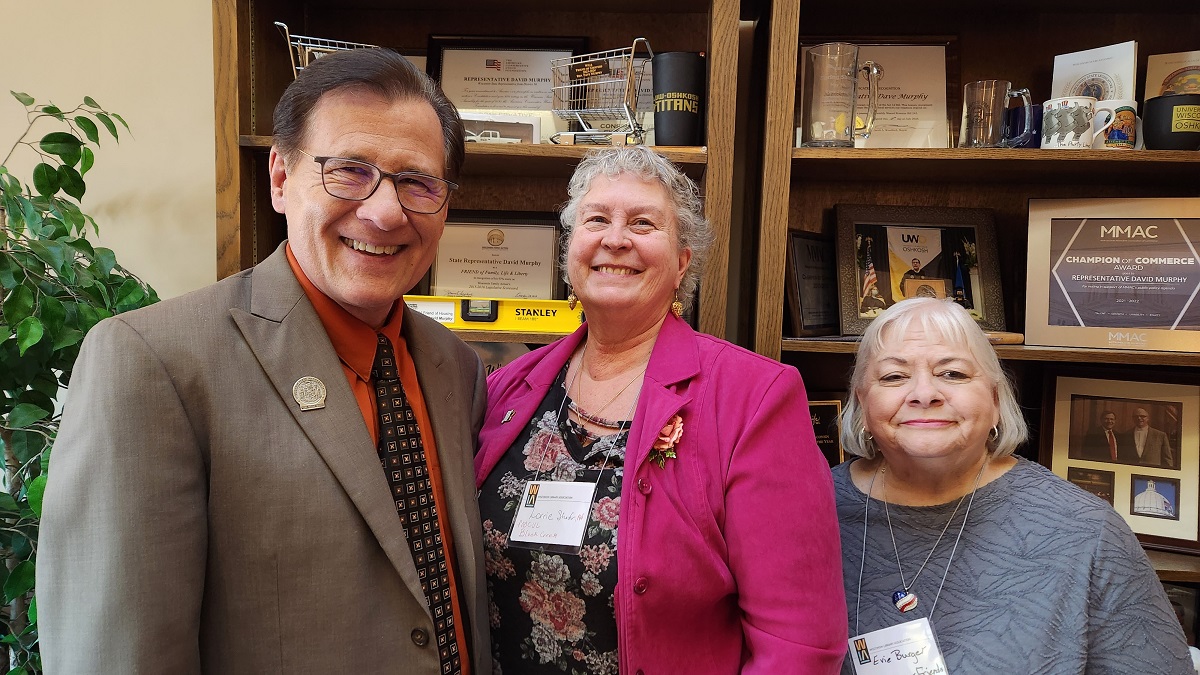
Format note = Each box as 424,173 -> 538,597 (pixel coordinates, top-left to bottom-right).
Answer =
508,480 -> 596,554
849,617 -> 948,675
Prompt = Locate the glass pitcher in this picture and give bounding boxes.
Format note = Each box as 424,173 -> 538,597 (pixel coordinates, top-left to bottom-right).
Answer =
800,42 -> 883,147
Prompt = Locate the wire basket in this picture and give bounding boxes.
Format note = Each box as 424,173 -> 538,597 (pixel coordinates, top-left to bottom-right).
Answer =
550,38 -> 653,145
275,22 -> 379,79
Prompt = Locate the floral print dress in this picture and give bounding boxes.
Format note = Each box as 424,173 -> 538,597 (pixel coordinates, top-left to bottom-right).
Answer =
479,366 -> 627,675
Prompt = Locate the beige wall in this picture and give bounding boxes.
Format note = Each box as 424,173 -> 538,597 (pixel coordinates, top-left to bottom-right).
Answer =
0,0 -> 216,300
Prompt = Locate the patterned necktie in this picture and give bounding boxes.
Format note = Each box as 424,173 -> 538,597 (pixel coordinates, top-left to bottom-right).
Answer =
372,334 -> 461,675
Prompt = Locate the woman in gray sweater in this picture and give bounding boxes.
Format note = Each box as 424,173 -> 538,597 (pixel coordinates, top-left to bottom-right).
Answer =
835,297 -> 1192,674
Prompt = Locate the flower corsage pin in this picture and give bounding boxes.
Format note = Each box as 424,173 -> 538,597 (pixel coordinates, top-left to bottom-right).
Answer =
648,415 -> 684,468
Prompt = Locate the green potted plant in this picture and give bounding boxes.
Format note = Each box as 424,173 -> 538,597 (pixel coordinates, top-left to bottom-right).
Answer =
0,91 -> 158,674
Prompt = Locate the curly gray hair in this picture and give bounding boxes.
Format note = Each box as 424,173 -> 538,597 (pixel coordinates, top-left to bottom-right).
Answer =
558,145 -> 712,313
839,297 -> 1028,459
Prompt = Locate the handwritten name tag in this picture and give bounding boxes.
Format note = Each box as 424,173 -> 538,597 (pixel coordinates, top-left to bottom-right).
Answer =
508,480 -> 596,553
849,617 -> 947,675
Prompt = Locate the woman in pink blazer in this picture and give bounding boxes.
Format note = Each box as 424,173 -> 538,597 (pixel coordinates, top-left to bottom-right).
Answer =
475,146 -> 845,674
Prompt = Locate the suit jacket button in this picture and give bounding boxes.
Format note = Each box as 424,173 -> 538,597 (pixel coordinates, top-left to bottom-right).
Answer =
411,628 -> 429,647
634,577 -> 649,594
637,478 -> 652,494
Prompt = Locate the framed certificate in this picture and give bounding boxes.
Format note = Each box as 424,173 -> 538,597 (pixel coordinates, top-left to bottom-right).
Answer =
1042,369 -> 1200,554
797,36 -> 958,148
428,35 -> 587,111
835,204 -> 1004,335
431,212 -> 560,300
784,231 -> 838,337
1025,198 -> 1200,352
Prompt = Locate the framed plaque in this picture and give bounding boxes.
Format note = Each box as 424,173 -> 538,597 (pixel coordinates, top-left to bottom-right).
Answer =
835,204 -> 1004,335
784,231 -> 838,337
796,36 -> 959,148
1042,369 -> 1200,554
431,212 -> 560,300
808,399 -> 844,467
428,35 -> 587,111
1026,198 -> 1200,352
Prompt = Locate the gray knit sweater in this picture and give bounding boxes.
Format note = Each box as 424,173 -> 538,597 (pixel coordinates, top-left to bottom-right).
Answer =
835,457 -> 1194,674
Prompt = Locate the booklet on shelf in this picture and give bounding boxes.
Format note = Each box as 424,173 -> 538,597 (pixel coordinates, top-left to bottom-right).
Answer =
1144,50 -> 1200,100
1051,40 -> 1137,101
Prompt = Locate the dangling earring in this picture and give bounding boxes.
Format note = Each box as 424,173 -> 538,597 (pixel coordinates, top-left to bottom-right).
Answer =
988,426 -> 999,442
567,292 -> 578,310
671,291 -> 684,318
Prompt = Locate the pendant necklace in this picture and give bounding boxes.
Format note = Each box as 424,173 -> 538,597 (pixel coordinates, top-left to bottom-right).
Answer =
878,456 -> 989,616
568,340 -> 646,444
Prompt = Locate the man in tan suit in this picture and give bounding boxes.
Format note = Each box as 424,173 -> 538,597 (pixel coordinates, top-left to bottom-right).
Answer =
38,49 -> 488,673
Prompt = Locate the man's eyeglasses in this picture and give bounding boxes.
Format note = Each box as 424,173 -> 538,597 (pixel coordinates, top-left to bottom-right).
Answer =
298,150 -> 458,214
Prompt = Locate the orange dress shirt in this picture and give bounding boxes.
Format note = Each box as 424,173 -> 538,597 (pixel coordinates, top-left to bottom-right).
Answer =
286,246 -> 471,673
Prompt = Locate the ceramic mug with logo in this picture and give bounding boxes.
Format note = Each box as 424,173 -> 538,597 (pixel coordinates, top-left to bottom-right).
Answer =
1041,96 -> 1114,149
1142,93 -> 1200,150
1092,99 -> 1142,149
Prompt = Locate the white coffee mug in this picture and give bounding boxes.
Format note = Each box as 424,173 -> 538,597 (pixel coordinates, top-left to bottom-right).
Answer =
1042,96 -> 1114,149
1091,99 -> 1144,149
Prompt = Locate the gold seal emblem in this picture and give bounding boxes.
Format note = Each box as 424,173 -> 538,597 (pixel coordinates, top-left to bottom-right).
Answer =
292,376 -> 327,411
487,229 -> 505,246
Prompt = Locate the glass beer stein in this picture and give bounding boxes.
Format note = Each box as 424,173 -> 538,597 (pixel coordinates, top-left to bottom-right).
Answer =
800,42 -> 883,147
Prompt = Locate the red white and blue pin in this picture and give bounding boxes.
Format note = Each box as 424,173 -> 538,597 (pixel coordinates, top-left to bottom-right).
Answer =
892,590 -> 919,613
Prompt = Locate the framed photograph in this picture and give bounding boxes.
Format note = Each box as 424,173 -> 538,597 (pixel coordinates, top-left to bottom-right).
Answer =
460,111 -> 541,144
431,211 -> 561,300
784,231 -> 838,337
427,35 -> 587,112
1162,582 -> 1199,646
1043,370 -> 1200,554
808,399 -> 844,467
797,36 -> 959,148
834,204 -> 1004,335
1026,198 -> 1200,353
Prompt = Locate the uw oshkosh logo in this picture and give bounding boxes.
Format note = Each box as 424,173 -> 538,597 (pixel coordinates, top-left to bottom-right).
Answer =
855,638 -> 871,664
524,483 -> 540,508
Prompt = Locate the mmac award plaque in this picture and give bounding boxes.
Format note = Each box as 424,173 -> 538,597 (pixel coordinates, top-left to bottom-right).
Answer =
1026,198 -> 1200,352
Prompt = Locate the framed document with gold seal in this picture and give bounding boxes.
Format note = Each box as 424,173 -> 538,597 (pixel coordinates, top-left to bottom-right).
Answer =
431,212 -> 560,300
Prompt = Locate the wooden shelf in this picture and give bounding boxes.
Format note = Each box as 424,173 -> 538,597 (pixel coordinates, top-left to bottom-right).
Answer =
303,0 -> 712,12
1148,549 -> 1200,583
782,339 -> 1200,366
452,330 -> 563,345
238,135 -> 708,177
790,148 -> 1200,185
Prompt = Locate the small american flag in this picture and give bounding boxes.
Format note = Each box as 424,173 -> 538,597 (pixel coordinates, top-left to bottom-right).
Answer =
485,58 -> 502,71
861,246 -> 877,298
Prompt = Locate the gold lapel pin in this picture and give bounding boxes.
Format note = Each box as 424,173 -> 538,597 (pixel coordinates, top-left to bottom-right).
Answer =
292,376 -> 327,411
502,410 -> 516,423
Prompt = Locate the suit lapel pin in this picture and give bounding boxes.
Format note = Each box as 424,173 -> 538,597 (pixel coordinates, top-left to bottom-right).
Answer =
502,410 -> 516,423
292,376 -> 327,411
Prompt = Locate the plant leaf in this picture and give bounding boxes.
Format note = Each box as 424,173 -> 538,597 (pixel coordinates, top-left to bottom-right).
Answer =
93,247 -> 117,276
3,561 -> 35,603
27,596 -> 36,624
5,403 -> 49,429
2,285 -> 35,325
10,91 -> 34,106
95,113 -> 118,140
0,492 -> 17,514
80,146 -> 95,176
31,163 -> 60,197
15,317 -> 44,355
25,477 -> 47,518
58,165 -> 85,200
75,116 -> 99,144
51,327 -> 83,350
83,95 -> 100,108
39,132 -> 82,167
111,112 -> 130,131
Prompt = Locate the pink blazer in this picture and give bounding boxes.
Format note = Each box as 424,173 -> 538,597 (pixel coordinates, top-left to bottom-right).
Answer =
476,314 -> 846,674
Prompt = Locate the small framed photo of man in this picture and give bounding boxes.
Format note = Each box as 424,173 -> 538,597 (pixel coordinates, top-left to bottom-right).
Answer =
1131,475 -> 1181,522
1067,466 -> 1116,506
